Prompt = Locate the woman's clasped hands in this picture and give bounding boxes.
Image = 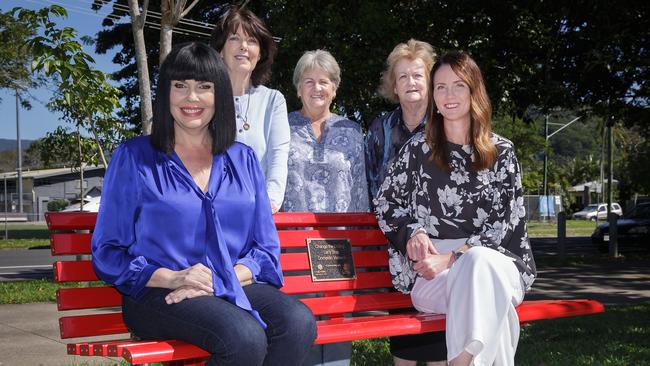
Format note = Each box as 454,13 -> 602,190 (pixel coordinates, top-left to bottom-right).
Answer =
406,232 -> 453,280
160,263 -> 255,304
164,263 -> 214,304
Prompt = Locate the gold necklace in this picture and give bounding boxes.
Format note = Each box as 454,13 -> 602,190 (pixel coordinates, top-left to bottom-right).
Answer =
238,88 -> 252,132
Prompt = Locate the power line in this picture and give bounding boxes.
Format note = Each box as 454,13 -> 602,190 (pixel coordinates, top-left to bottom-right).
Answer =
25,0 -> 281,41
27,0 -> 214,37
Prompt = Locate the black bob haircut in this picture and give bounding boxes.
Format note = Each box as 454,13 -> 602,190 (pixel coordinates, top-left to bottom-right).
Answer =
150,42 -> 236,155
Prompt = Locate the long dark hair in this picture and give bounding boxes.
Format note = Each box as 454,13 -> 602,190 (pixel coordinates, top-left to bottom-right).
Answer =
210,6 -> 277,86
151,42 -> 236,154
426,50 -> 496,171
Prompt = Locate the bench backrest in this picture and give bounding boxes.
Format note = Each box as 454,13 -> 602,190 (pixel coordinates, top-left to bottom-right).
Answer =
47,211 -> 411,340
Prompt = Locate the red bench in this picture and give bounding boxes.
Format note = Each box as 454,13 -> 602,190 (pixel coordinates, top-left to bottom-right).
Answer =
47,211 -> 605,365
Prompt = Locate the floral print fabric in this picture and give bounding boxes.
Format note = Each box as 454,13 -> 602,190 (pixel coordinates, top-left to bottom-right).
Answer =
282,111 -> 369,213
374,132 -> 536,293
365,106 -> 425,199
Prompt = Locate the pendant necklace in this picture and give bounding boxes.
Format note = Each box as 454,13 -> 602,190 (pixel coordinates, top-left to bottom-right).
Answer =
241,88 -> 252,131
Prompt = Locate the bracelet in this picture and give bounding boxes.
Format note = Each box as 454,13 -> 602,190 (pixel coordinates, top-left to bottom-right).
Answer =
452,248 -> 466,262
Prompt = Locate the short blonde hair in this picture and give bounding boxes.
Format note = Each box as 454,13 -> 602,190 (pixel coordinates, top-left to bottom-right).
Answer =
378,39 -> 435,103
292,50 -> 341,91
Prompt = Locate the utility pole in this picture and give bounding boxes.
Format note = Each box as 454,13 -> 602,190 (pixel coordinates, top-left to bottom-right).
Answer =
606,115 -> 614,217
543,114 -> 549,198
15,90 -> 23,213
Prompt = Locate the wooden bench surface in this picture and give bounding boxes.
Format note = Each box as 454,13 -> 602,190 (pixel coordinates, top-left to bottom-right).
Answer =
47,211 -> 605,365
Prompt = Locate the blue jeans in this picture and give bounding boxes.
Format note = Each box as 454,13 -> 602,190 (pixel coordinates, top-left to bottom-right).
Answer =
122,284 -> 317,366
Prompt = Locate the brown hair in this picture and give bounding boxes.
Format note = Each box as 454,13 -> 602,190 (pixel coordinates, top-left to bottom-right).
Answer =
425,50 -> 496,171
378,39 -> 435,103
210,6 -> 276,86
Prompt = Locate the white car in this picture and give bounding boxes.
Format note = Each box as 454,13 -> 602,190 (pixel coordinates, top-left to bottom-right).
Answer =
572,203 -> 622,221
61,196 -> 101,212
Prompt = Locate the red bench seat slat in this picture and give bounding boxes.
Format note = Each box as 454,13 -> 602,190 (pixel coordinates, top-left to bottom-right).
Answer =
118,299 -> 605,364
273,212 -> 378,228
50,233 -> 92,255
278,229 -> 386,247
281,272 -> 392,294
59,313 -> 127,338
280,250 -> 387,271
57,286 -> 121,310
46,212 -> 97,230
54,261 -> 97,282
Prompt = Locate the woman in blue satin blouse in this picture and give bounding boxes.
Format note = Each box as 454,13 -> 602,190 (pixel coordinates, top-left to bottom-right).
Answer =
90,42 -> 316,366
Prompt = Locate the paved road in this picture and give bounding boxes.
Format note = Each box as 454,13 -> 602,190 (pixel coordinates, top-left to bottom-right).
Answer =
0,249 -> 75,281
531,236 -> 648,257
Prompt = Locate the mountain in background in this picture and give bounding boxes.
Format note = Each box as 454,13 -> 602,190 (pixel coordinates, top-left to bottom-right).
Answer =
0,139 -> 34,152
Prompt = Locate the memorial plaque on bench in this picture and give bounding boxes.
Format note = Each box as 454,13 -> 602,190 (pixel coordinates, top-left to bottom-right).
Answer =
306,238 -> 356,281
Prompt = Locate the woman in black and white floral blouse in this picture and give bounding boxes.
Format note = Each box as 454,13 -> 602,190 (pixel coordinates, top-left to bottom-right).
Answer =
374,50 -> 536,366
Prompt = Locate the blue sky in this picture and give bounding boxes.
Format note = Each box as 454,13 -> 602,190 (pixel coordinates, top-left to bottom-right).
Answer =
0,0 -> 121,140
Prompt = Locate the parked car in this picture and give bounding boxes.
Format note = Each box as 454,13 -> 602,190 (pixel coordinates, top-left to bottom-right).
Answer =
591,202 -> 650,250
61,196 -> 101,212
572,202 -> 622,221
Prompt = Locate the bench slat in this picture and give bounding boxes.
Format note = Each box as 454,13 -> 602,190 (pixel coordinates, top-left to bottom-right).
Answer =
46,212 -> 97,230
56,285 -> 409,315
123,340 -> 209,364
57,287 -> 121,310
49,230 -> 386,254
59,313 -> 127,338
273,212 -> 377,228
54,253 -> 390,284
57,292 -> 411,339
121,299 -> 605,364
281,272 -> 392,294
54,261 -> 97,282
516,298 -> 606,319
51,233 -> 92,255
280,250 -> 388,271
277,229 -> 386,248
301,292 -> 412,315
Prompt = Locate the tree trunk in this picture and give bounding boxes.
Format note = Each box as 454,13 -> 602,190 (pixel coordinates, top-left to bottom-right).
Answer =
159,0 -> 174,65
88,119 -> 108,168
77,125 -> 85,211
127,0 -> 153,135
159,0 -> 201,65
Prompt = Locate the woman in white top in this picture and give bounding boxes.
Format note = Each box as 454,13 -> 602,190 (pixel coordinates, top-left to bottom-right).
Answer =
211,6 -> 289,212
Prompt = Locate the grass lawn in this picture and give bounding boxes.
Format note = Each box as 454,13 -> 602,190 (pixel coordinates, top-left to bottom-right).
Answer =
0,278 -> 91,304
528,219 -> 598,237
0,222 -> 50,249
351,304 -> 650,365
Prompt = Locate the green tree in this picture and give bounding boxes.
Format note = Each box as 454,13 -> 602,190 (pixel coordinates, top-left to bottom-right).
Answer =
0,7 -> 48,108
13,5 -> 132,201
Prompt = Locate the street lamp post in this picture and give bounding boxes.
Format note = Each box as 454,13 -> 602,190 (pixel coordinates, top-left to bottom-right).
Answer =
3,175 -> 7,239
15,90 -> 23,213
542,114 -> 582,218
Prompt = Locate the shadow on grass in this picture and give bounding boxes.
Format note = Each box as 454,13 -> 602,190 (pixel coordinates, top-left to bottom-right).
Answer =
351,305 -> 650,366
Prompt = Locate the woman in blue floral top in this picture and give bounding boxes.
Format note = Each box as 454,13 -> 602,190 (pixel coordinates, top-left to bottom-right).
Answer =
282,50 -> 369,213
282,49 -> 368,366
374,51 -> 536,366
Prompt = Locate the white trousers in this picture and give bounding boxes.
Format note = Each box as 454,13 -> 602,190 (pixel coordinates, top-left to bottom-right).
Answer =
410,246 -> 524,366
